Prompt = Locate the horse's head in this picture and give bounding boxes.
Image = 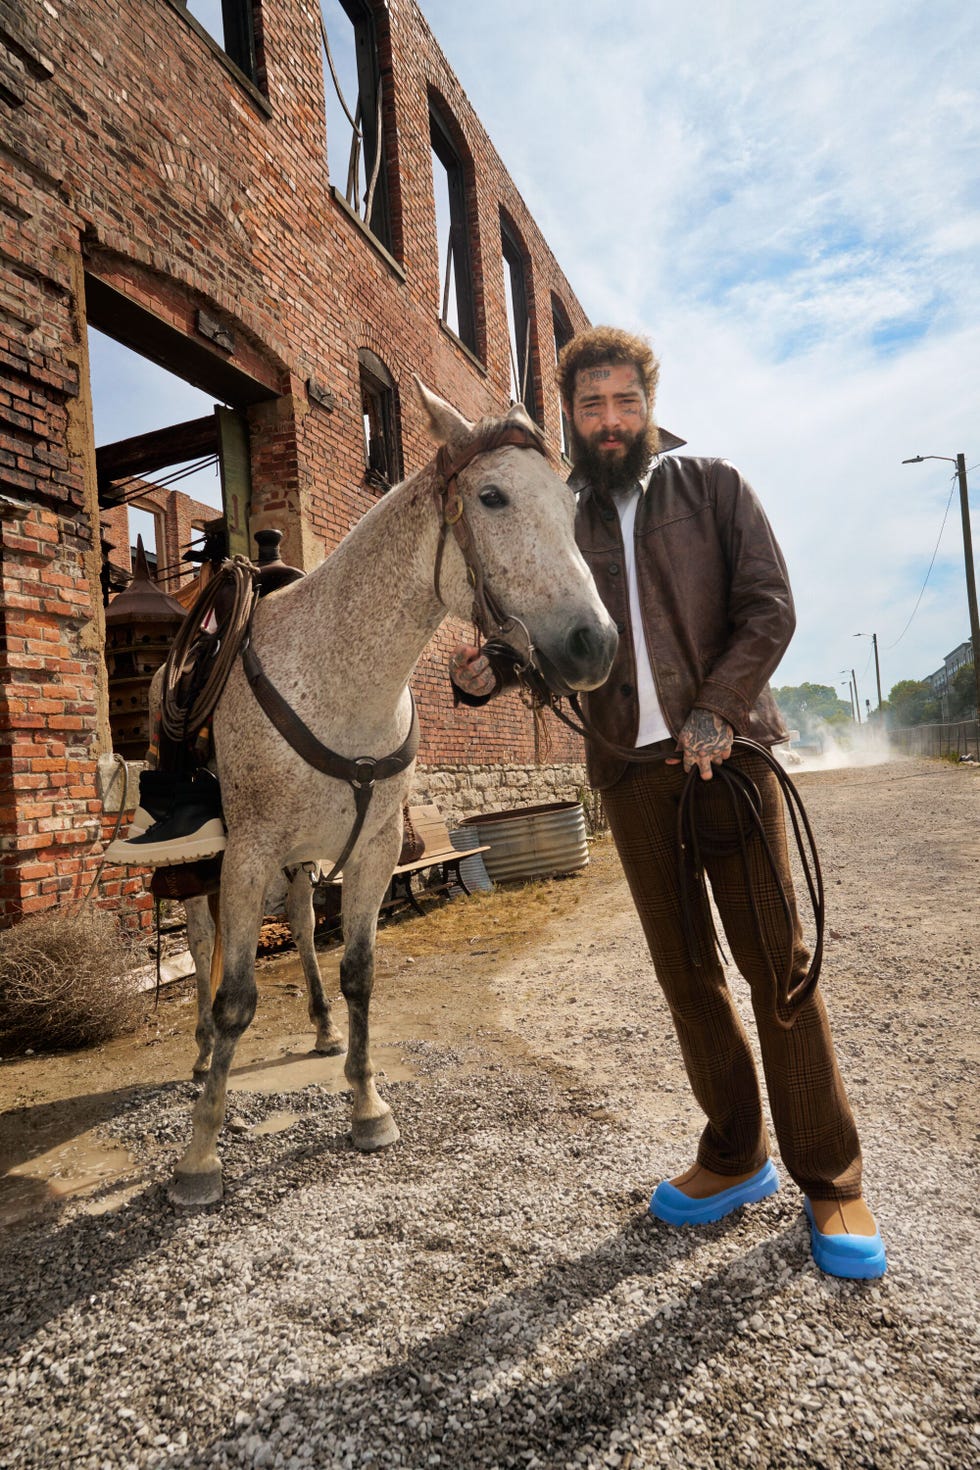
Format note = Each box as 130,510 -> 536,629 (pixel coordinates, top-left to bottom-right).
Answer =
417,380 -> 617,695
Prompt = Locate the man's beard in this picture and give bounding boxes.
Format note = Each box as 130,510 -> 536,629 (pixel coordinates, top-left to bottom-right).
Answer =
570,419 -> 660,492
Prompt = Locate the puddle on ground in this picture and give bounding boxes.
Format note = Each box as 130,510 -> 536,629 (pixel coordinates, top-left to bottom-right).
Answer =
247,1110 -> 301,1137
0,1127 -> 137,1228
2,1041 -> 423,1227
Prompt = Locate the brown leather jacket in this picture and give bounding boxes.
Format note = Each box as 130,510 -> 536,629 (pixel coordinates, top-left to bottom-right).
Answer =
573,442 -> 794,789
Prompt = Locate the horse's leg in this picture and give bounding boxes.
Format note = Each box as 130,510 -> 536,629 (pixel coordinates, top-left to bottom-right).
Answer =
168,858 -> 266,1207
340,835 -> 401,1152
184,893 -> 217,1078
285,873 -> 344,1055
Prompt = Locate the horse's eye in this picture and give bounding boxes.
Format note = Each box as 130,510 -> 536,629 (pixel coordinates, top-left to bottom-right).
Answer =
479,485 -> 509,508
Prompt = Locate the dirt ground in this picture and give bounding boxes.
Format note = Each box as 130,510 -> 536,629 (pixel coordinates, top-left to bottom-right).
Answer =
2,754 -> 979,1470
2,752 -> 977,1225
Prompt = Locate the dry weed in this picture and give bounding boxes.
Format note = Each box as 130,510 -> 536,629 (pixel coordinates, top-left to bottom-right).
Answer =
376,836 -> 615,961
0,905 -> 144,1053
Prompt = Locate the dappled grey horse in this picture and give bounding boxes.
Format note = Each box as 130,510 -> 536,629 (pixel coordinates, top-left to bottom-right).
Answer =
169,384 -> 617,1206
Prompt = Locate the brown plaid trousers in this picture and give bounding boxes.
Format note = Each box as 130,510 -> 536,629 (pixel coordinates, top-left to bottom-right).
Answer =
602,746 -> 863,1201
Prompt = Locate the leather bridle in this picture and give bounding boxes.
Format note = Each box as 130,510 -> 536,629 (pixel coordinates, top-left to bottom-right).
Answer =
432,422 -> 548,672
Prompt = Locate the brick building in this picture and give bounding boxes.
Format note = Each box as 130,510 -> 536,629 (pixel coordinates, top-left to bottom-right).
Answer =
0,0 -> 591,925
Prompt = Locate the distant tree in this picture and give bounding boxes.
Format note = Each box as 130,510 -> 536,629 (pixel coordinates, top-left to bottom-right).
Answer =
947,662 -> 977,720
770,682 -> 852,729
886,679 -> 940,727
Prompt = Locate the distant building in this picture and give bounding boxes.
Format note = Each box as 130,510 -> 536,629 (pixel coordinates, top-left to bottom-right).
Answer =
925,640 -> 974,717
0,1 -> 589,925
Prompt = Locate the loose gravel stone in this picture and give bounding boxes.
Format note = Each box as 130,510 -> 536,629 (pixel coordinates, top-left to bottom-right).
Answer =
1,759 -> 978,1468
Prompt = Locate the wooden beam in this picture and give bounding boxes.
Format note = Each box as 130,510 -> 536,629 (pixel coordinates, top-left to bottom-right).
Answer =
96,415 -> 219,492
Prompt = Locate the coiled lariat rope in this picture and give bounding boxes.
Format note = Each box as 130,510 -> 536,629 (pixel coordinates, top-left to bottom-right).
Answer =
504,660 -> 824,1030
159,557 -> 259,747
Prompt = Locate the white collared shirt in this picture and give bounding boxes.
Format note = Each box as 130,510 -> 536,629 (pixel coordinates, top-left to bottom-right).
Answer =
612,459 -> 672,746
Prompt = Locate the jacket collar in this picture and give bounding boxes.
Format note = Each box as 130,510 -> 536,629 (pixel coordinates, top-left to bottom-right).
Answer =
568,427 -> 687,497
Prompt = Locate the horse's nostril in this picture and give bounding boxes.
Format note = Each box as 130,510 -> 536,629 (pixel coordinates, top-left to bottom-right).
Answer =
566,623 -> 608,665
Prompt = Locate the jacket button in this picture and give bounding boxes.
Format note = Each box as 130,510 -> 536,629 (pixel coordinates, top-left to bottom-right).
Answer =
616,622 -> 626,635
608,562 -> 620,576
620,682 -> 634,696
601,508 -> 616,522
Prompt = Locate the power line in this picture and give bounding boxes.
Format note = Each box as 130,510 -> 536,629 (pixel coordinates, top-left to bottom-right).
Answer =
884,471 -> 957,651
105,455 -> 220,508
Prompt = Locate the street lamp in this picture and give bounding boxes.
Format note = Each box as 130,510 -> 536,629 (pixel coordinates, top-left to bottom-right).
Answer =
854,632 -> 883,709
902,453 -> 980,727
839,671 -> 858,722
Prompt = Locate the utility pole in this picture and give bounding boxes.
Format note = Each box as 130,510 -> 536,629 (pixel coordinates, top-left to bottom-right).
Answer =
903,453 -> 980,729
854,632 -> 883,709
956,452 -> 980,724
851,668 -> 862,724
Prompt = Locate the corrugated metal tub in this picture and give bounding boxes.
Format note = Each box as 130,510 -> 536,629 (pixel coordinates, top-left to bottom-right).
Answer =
459,801 -> 588,883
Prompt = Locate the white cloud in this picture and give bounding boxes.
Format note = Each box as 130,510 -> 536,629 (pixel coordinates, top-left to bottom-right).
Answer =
420,0 -> 980,695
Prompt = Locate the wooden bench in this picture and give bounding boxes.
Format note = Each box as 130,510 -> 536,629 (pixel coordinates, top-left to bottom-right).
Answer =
316,804 -> 491,920
387,804 -> 491,915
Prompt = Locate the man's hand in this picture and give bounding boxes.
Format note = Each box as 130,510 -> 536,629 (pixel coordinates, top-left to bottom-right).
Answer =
449,644 -> 497,699
667,708 -> 734,780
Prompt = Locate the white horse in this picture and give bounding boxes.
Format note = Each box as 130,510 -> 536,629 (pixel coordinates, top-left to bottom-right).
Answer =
169,384 -> 617,1206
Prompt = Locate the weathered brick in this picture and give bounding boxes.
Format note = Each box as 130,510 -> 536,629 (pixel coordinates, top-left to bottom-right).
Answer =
0,0 -> 589,926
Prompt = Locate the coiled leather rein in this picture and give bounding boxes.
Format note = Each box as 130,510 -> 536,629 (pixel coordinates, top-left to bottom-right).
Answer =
496,659 -> 825,1029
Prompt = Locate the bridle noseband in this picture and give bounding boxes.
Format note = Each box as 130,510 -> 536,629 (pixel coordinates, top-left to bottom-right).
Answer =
432,423 -> 548,670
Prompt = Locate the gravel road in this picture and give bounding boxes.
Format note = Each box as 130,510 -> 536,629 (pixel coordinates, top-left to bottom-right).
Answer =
1,755 -> 978,1469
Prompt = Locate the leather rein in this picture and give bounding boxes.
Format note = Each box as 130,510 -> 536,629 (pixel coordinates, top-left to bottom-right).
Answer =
515,678 -> 824,1029
242,424 -> 544,882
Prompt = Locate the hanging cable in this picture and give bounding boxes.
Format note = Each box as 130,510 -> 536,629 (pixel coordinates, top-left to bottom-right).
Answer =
103,455 -> 220,508
884,471 -> 957,651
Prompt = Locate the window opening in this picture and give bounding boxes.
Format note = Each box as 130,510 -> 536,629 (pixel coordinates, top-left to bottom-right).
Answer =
88,329 -> 232,593
430,105 -> 477,353
128,506 -> 160,577
551,294 -> 574,458
501,218 -> 534,415
358,348 -> 402,493
183,1 -> 259,81
320,1 -> 391,248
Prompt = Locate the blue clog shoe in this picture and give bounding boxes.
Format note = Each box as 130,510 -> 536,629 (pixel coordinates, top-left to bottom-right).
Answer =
804,1197 -> 887,1279
649,1159 -> 779,1225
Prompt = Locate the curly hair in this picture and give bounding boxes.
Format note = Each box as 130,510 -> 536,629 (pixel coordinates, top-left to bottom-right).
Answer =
556,326 -> 660,408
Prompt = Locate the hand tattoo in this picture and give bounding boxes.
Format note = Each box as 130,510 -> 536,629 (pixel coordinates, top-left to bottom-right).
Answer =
450,648 -> 496,698
674,708 -> 734,780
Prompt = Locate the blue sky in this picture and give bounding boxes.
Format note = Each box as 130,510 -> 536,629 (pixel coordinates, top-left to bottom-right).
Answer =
417,0 -> 980,704
90,1 -> 980,706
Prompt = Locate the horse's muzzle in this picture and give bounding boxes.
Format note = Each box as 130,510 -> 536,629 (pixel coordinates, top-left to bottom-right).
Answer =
536,618 -> 618,695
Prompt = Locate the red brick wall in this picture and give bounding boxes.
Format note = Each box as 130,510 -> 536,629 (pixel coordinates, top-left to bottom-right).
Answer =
0,0 -> 590,921
101,484 -> 218,594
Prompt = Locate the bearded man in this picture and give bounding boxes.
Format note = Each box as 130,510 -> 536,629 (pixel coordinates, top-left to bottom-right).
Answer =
451,325 -> 885,1279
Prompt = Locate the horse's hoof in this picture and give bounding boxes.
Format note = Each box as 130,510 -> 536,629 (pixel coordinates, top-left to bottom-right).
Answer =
352,1113 -> 400,1152
314,1041 -> 345,1057
168,1166 -> 223,1208
191,1063 -> 211,1080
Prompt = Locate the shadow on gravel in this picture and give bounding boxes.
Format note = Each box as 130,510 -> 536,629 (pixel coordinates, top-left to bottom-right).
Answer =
0,1095 -> 374,1353
0,1086 -> 145,1175
180,1215 -> 792,1468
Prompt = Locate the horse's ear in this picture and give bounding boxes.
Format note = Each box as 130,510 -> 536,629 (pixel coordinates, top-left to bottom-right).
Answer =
414,377 -> 473,447
504,400 -> 543,439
